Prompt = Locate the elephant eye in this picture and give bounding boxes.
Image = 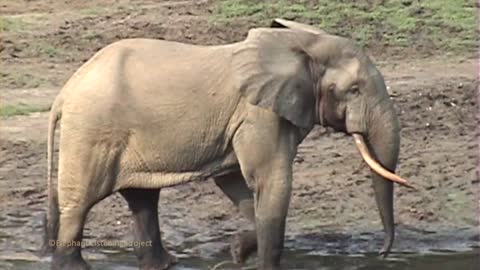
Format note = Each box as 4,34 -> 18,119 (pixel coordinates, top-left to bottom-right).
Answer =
349,84 -> 360,96
327,83 -> 336,93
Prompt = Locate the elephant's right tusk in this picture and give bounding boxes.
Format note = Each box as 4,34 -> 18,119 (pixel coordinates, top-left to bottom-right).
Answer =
352,133 -> 415,189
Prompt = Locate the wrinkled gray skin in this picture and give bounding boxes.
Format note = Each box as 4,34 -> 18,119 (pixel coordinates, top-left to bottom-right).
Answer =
43,19 -> 400,270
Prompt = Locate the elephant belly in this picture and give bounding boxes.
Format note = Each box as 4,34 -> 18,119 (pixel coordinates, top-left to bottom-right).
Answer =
114,115 -> 242,190
116,151 -> 239,190
116,137 -> 239,190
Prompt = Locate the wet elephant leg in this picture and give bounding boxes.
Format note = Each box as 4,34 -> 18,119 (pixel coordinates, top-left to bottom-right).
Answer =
214,172 -> 257,264
120,188 -> 177,270
53,187 -> 110,270
53,205 -> 92,270
253,170 -> 292,270
231,111 -> 298,270
52,140 -> 116,270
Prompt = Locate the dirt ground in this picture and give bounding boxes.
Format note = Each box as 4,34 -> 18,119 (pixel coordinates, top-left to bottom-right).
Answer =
0,0 -> 478,264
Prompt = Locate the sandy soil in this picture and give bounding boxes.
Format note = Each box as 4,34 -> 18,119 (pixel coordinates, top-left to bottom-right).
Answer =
0,0 -> 478,264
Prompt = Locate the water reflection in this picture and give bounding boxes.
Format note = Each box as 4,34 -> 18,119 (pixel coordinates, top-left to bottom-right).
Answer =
1,249 -> 478,270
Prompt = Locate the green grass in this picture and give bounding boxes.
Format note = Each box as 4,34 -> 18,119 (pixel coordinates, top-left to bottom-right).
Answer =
0,103 -> 49,118
212,0 -> 476,53
0,13 -> 49,33
36,44 -> 61,58
0,16 -> 28,32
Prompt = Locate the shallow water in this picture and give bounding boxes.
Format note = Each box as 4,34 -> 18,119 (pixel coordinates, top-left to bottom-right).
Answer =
1,249 -> 478,270
0,225 -> 478,269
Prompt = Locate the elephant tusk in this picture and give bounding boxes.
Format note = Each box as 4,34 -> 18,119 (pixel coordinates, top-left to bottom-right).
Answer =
352,133 -> 415,189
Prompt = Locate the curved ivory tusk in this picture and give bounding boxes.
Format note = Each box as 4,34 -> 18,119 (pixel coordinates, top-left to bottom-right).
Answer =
352,133 -> 415,189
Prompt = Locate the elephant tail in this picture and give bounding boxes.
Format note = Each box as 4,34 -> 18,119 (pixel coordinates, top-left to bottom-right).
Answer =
41,96 -> 62,255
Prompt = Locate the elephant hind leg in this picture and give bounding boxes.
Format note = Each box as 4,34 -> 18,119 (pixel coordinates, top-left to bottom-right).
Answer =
53,187 -> 110,270
214,172 -> 257,264
120,188 -> 177,270
53,136 -> 121,269
53,206 -> 92,270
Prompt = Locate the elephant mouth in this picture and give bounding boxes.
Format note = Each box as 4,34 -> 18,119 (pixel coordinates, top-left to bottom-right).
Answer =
318,99 -> 345,131
352,133 -> 414,189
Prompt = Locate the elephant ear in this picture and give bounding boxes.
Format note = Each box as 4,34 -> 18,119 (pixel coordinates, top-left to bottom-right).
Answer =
270,18 -> 327,35
233,28 -> 317,129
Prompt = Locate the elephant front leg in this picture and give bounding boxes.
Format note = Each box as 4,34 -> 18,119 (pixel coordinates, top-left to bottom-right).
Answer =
214,172 -> 257,264
254,169 -> 292,270
120,188 -> 177,270
224,167 -> 292,270
232,114 -> 297,270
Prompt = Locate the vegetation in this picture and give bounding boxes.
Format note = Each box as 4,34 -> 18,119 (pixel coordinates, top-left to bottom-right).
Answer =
0,104 -> 49,118
0,0 -> 474,90
0,13 -> 50,33
213,0 -> 476,53
0,16 -> 27,33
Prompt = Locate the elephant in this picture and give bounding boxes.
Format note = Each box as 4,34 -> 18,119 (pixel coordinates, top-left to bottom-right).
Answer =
42,18 -> 411,270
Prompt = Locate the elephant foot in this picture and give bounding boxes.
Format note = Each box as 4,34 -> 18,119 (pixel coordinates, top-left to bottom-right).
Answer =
140,251 -> 177,270
230,230 -> 257,264
52,250 -> 91,270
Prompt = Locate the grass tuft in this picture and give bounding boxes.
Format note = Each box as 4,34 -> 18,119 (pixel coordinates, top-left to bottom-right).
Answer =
0,104 -> 50,118
0,16 -> 27,32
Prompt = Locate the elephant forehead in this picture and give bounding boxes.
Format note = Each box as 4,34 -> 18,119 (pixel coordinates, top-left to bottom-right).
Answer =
337,58 -> 361,77
323,58 -> 360,87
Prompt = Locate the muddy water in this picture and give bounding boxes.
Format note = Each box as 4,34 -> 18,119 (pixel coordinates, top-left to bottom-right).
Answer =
1,249 -> 478,270
0,223 -> 478,269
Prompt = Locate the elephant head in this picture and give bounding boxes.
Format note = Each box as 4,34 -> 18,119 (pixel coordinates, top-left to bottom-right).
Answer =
234,19 -> 412,256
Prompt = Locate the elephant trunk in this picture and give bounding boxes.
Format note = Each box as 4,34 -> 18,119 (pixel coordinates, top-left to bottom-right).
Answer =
354,101 -> 401,256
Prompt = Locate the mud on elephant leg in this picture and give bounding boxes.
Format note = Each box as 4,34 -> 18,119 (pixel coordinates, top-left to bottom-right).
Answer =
120,188 -> 177,270
253,170 -> 292,270
230,230 -> 257,264
232,115 -> 297,270
52,206 -> 92,270
53,170 -> 112,270
53,188 -> 113,270
214,172 -> 257,264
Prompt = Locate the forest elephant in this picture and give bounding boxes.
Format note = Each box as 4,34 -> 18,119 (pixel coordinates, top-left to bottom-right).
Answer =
42,18 -> 411,270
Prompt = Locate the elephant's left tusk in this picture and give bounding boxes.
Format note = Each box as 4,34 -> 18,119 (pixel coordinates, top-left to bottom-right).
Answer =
352,133 -> 415,189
